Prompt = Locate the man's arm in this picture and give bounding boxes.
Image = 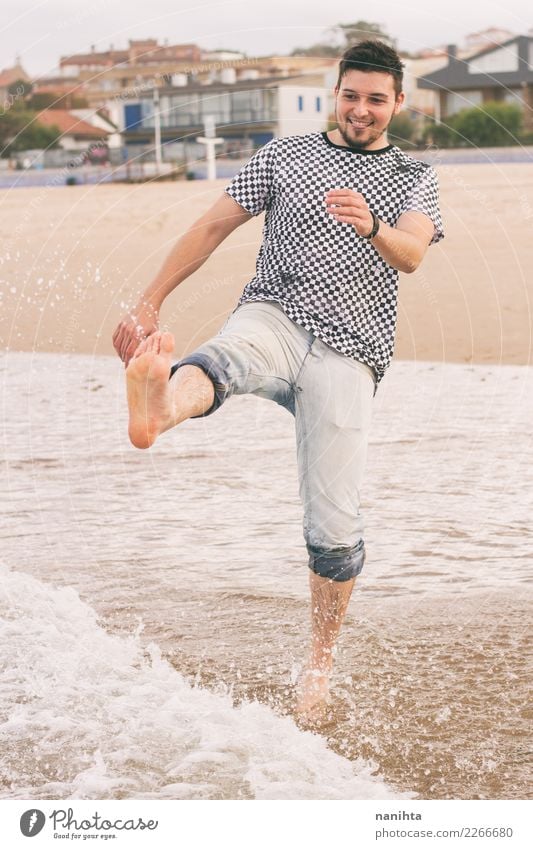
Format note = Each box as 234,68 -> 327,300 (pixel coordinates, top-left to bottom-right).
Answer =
113,192 -> 251,365
368,210 -> 435,273
325,189 -> 435,273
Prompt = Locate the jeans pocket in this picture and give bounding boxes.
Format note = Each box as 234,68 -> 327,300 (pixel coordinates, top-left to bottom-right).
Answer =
217,307 -> 239,336
332,364 -> 374,430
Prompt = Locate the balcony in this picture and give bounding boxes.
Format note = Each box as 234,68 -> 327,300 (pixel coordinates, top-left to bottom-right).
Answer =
125,89 -> 278,133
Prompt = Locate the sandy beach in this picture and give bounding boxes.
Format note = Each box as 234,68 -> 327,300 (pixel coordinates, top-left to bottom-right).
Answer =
0,163 -> 532,365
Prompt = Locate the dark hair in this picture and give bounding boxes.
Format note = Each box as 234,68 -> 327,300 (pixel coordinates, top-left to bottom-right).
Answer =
336,40 -> 404,97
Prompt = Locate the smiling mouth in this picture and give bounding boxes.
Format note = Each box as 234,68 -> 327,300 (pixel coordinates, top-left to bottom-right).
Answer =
348,119 -> 373,129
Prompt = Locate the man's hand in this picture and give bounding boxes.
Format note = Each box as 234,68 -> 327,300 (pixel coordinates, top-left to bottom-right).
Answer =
325,188 -> 435,272
112,300 -> 160,367
325,189 -> 374,237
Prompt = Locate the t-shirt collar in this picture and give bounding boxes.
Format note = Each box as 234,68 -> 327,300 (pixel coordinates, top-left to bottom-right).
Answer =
321,131 -> 394,156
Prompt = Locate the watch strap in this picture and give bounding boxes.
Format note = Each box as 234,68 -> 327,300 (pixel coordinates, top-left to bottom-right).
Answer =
362,210 -> 380,240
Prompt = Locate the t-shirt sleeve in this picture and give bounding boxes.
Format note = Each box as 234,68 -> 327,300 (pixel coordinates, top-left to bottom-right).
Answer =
400,165 -> 444,245
224,139 -> 278,216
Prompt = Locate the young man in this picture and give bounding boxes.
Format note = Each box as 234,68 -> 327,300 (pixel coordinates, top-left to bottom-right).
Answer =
112,40 -> 444,723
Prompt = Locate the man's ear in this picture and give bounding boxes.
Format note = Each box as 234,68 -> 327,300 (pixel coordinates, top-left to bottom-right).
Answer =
394,92 -> 406,114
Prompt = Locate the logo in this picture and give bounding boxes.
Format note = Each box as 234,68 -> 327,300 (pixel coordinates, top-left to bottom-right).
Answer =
20,810 -> 46,837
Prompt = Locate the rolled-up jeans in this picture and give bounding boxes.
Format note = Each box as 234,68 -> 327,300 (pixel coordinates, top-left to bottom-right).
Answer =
169,300 -> 375,582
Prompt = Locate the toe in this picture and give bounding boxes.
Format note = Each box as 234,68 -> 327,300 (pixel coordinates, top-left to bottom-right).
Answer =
147,333 -> 161,352
160,331 -> 175,356
132,336 -> 150,358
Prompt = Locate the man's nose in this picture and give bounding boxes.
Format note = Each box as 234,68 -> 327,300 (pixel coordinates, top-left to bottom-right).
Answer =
351,101 -> 369,117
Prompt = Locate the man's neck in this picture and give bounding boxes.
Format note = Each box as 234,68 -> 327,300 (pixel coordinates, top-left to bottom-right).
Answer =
326,129 -> 390,152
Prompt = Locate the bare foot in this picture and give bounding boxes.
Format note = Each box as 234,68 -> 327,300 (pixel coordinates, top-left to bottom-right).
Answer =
126,331 -> 175,448
294,668 -> 331,726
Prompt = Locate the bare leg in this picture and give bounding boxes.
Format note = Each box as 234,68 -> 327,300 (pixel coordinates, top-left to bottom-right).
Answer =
126,331 -> 215,448
295,572 -> 355,722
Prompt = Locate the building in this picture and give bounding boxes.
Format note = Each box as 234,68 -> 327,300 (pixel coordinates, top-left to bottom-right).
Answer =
69,109 -> 121,149
59,40 -> 202,76
30,74 -> 87,107
36,109 -> 113,151
463,28 -> 516,55
402,55 -> 448,117
31,42 -> 336,172
115,72 -> 331,165
417,35 -> 533,130
54,39 -> 335,110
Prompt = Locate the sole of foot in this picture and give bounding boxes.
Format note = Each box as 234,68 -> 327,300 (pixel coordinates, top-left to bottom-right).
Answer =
126,331 -> 175,449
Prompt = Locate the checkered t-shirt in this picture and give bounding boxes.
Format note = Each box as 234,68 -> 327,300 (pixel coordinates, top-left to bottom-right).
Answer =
224,132 -> 444,390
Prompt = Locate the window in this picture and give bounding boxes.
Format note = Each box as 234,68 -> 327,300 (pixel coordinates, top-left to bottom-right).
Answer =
298,95 -> 304,111
316,96 -> 321,112
446,89 -> 483,115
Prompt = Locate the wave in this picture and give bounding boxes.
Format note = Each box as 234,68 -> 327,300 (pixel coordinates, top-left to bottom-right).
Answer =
0,565 -> 408,800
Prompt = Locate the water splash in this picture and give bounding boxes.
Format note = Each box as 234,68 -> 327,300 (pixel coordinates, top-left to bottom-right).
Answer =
0,565 -> 406,800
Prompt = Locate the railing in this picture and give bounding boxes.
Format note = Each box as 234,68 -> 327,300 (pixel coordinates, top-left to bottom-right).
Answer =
137,107 -> 278,131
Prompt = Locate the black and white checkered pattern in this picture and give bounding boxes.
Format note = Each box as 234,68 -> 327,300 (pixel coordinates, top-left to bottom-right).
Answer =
224,132 -> 444,390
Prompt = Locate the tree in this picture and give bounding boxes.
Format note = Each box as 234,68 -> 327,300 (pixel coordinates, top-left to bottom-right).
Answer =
291,19 -> 395,56
28,92 -> 89,110
453,101 -> 522,147
422,102 -> 523,148
333,20 -> 395,48
422,120 -> 460,148
388,113 -> 417,148
290,43 -> 341,58
0,103 -> 61,156
7,78 -> 33,99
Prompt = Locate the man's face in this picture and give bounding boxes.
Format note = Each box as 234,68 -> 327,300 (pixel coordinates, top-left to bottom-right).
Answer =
334,69 -> 404,150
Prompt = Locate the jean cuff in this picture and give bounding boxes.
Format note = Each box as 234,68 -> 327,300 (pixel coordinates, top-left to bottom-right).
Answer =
307,538 -> 365,582
169,353 -> 229,418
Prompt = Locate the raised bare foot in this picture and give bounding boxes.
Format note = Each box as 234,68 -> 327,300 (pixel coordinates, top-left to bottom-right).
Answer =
294,668 -> 331,726
126,331 -> 175,448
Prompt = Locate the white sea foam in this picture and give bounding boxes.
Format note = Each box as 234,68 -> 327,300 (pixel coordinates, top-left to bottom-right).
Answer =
0,565 -> 407,800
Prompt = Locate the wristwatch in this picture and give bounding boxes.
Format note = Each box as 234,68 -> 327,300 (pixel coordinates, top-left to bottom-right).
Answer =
362,210 -> 380,240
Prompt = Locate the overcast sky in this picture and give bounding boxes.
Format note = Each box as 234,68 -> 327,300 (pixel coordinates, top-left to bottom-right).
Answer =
1,0 -> 532,77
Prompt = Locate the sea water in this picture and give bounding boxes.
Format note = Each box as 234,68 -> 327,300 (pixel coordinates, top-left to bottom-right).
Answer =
1,353 -> 531,799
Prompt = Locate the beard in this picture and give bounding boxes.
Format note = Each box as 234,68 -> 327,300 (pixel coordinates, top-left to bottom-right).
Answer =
336,113 -> 394,150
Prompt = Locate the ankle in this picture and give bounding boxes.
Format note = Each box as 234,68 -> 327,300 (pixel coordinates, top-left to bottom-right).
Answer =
309,646 -> 334,674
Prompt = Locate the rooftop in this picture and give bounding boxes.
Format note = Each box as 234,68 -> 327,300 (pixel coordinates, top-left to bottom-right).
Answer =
36,109 -> 109,138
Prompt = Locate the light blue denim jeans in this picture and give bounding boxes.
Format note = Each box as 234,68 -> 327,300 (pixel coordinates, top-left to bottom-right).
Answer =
170,300 -> 376,582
